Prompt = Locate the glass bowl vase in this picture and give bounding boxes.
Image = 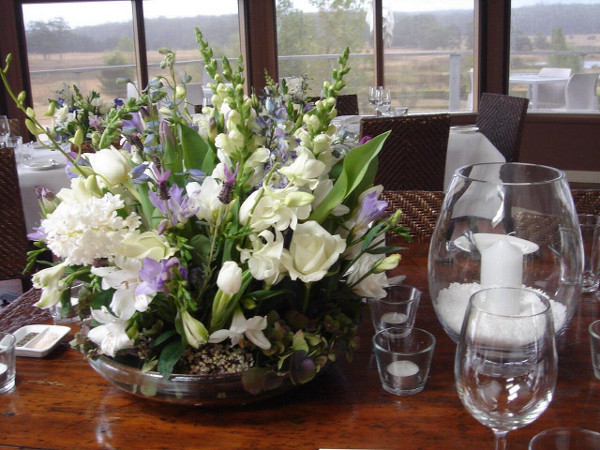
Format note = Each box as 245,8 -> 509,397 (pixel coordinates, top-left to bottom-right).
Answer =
428,162 -> 582,343
87,354 -> 296,407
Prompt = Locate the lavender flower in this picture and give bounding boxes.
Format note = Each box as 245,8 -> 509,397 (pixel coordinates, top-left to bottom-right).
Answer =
135,257 -> 186,297
354,191 -> 388,230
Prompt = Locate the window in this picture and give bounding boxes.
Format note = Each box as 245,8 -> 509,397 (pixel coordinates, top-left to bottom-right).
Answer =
384,0 -> 476,113
143,0 -> 240,92
276,0 -> 374,112
22,2 -> 136,126
509,0 -> 600,113
20,0 -> 241,123
275,0 -> 476,114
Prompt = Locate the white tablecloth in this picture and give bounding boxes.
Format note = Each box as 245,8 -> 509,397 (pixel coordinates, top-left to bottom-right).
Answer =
17,147 -> 71,232
445,128 -> 505,191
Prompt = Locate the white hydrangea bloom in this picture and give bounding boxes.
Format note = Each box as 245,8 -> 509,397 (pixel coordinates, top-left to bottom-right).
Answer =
41,190 -> 140,266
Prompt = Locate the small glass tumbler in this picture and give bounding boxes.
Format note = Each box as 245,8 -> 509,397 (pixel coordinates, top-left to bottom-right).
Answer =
578,214 -> 600,293
0,332 -> 16,394
373,327 -> 435,396
588,319 -> 600,380
19,141 -> 33,164
529,427 -> 600,450
368,284 -> 421,334
51,283 -> 82,324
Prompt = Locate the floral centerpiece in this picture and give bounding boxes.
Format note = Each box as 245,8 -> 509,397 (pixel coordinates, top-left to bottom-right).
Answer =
1,29 -> 408,398
46,84 -> 124,152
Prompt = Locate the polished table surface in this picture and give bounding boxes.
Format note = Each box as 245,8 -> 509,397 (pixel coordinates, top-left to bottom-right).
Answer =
1,243 -> 599,449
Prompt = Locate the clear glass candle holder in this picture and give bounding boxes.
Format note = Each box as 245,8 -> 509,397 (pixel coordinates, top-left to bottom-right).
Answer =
428,163 -> 582,343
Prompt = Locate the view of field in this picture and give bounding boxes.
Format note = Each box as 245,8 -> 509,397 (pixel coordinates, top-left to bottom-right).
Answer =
23,1 -> 600,123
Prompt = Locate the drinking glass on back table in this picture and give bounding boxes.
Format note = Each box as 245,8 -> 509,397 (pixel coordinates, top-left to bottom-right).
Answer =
0,115 -> 10,147
377,88 -> 392,116
368,86 -> 380,116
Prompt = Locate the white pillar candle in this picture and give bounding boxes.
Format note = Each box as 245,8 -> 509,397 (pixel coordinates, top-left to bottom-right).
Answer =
380,312 -> 408,328
480,237 -> 523,315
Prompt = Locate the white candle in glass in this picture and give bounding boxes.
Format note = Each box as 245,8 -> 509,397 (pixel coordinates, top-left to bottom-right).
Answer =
480,237 -> 523,315
0,362 -> 7,383
380,311 -> 408,328
387,360 -> 419,388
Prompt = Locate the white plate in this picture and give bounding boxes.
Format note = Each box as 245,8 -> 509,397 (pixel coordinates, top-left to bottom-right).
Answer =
451,125 -> 479,134
454,233 -> 539,255
13,324 -> 70,357
24,160 -> 65,171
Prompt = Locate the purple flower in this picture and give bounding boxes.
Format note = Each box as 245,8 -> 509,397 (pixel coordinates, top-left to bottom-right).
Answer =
88,115 -> 102,129
135,257 -> 186,297
218,163 -> 238,204
122,111 -> 145,133
27,225 -> 46,241
113,98 -> 124,108
149,183 -> 198,227
355,191 -> 388,229
358,135 -> 373,145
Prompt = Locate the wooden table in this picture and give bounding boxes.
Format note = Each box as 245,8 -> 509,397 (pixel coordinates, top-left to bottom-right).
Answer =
1,243 -> 599,449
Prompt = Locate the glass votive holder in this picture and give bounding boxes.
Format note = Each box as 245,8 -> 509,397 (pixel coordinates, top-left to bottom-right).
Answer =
529,427 -> 600,450
588,319 -> 600,380
0,332 -> 16,394
578,214 -> 600,294
372,327 -> 436,396
51,283 -> 83,324
368,284 -> 421,333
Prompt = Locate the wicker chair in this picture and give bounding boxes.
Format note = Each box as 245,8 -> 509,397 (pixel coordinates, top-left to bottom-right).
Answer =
0,148 -> 31,292
380,190 -> 445,243
360,114 -> 451,191
8,118 -> 19,137
475,93 -> 529,162
571,189 -> 600,215
336,94 -> 359,115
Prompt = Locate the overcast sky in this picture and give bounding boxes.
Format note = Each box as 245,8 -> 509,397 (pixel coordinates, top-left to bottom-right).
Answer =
22,0 -> 599,28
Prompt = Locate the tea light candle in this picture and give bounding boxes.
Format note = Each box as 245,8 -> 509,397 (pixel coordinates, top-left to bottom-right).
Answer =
480,237 -> 523,315
387,360 -> 419,388
0,362 -> 7,384
381,312 -> 408,328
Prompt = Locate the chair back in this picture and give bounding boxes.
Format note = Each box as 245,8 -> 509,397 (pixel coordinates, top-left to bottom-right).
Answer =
360,114 -> 451,191
538,67 -> 572,78
380,190 -> 445,243
0,148 -> 30,287
571,189 -> 600,215
336,94 -> 359,116
565,73 -> 599,111
475,93 -> 529,162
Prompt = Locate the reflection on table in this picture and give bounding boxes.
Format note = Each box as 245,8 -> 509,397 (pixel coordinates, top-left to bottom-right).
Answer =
16,146 -> 70,232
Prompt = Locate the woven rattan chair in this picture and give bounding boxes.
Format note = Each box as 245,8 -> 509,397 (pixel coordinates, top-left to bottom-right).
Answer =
360,114 -> 451,191
571,189 -> 600,215
336,94 -> 359,115
8,118 -> 19,137
475,93 -> 529,162
380,190 -> 445,243
0,148 -> 31,292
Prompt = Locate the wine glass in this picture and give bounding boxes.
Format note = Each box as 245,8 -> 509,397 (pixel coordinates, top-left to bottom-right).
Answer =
455,287 -> 557,450
377,88 -> 392,116
0,115 -> 10,147
368,86 -> 379,116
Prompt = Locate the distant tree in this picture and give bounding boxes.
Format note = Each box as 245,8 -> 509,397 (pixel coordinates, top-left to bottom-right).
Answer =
534,33 -> 549,50
26,18 -> 72,59
511,29 -> 532,51
99,50 -> 132,98
548,27 -> 582,72
308,0 -> 368,54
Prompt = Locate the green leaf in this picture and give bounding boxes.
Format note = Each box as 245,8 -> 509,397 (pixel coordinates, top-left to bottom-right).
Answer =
309,131 -> 389,223
152,329 -> 177,347
157,339 -> 186,378
178,122 -> 217,175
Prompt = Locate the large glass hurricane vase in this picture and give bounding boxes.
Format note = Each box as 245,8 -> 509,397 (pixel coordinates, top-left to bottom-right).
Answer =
455,287 -> 558,450
428,163 -> 582,343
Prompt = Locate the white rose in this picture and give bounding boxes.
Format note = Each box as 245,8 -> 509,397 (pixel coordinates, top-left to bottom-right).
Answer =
282,221 -> 346,283
85,147 -> 131,187
120,230 -> 176,261
217,261 -> 243,295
